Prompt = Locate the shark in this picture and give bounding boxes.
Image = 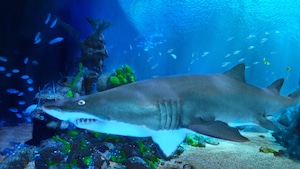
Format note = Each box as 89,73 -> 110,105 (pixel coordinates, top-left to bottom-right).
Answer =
42,63 -> 300,157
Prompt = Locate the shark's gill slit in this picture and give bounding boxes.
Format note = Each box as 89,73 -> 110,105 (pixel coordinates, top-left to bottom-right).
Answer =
165,101 -> 172,129
170,101 -> 178,129
159,102 -> 167,129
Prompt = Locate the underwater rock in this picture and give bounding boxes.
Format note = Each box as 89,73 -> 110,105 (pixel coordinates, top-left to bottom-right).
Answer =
0,145 -> 37,169
97,73 -> 111,91
259,147 -> 284,157
272,106 -> 300,161
157,160 -> 194,169
124,156 -> 151,169
83,71 -> 98,94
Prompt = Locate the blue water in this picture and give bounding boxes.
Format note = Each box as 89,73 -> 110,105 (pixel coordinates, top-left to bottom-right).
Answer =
0,0 -> 300,125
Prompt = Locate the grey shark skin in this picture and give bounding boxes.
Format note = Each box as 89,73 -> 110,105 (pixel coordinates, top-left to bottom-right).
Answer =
42,63 -> 300,156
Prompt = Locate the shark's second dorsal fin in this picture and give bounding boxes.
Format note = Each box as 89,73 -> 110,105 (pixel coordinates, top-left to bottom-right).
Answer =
223,63 -> 245,82
267,78 -> 284,94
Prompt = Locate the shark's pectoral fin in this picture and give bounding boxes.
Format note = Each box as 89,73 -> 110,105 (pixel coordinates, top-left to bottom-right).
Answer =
151,129 -> 190,157
257,115 -> 280,131
188,120 -> 249,142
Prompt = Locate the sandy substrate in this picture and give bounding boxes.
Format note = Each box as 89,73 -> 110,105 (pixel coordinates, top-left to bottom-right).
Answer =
162,131 -> 300,169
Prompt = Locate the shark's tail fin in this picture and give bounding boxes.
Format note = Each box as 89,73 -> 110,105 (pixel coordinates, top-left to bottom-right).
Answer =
288,88 -> 300,103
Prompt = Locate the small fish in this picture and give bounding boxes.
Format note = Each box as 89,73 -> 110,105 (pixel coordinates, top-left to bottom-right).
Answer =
170,53 -> 177,59
238,58 -> 245,62
48,37 -> 64,44
8,108 -> 18,113
34,32 -> 41,44
27,79 -> 33,84
18,101 -> 26,105
129,44 -> 133,50
21,75 -> 30,79
24,104 -> 37,115
24,57 -> 28,64
286,66 -> 291,71
226,37 -> 234,41
167,49 -> 174,53
147,57 -> 153,62
192,52 -> 195,57
253,61 -> 259,65
28,87 -> 34,92
50,18 -> 58,28
202,52 -> 209,57
0,66 -> 6,71
260,38 -> 268,43
224,53 -> 231,58
32,60 -> 39,65
246,34 -> 256,39
45,13 -> 51,25
6,88 -> 19,94
151,63 -> 159,69
221,62 -> 231,67
0,56 -> 8,62
16,113 -> 22,118
17,92 -> 24,96
11,69 -> 20,73
248,46 -> 255,50
158,52 -> 162,56
233,50 -> 241,55
5,73 -> 12,77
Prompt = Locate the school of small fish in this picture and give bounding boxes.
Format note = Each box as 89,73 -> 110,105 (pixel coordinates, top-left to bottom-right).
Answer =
34,13 -> 64,45
1,53 -> 37,120
0,13 -> 67,119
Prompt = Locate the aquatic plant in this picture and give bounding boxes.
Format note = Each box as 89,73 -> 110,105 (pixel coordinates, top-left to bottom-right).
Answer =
103,134 -> 121,143
111,149 -> 127,163
69,129 -> 81,137
92,131 -> 102,138
185,134 -> 206,147
137,138 -> 162,169
82,156 -> 93,166
52,136 -> 71,153
109,64 -> 136,86
66,90 -> 74,98
109,75 -> 121,85
137,138 -> 151,155
69,62 -> 84,90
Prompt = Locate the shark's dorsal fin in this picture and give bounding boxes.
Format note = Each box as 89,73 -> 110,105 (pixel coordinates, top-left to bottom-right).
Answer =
223,63 -> 245,82
267,78 -> 284,94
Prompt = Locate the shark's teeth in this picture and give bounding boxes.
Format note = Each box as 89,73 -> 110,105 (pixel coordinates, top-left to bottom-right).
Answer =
75,118 -> 97,125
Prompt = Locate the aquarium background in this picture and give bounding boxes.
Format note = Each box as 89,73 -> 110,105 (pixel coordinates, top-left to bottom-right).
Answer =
1,0 -> 300,125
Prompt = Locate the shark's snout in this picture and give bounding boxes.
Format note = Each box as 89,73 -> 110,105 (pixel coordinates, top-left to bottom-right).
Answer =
42,103 -> 67,121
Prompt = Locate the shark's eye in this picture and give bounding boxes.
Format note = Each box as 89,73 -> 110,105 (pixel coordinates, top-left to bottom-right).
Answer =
77,100 -> 86,106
